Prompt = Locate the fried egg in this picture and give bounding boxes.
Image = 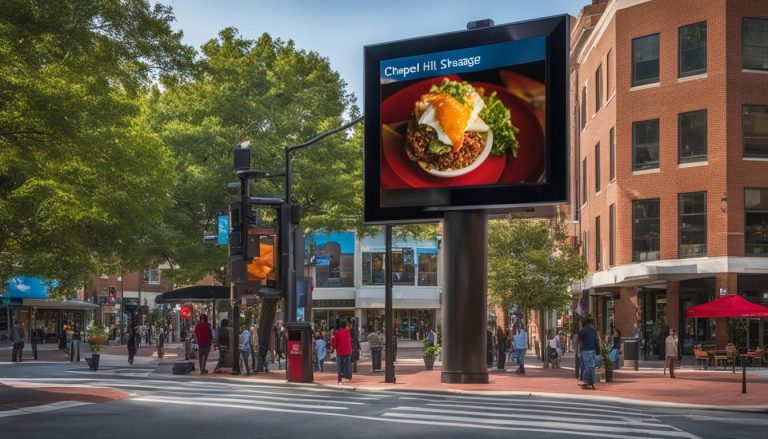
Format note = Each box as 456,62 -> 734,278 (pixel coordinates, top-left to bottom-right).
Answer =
417,91 -> 489,152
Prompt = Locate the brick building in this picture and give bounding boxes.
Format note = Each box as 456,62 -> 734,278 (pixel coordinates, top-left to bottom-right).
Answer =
86,266 -> 173,327
570,0 -> 768,356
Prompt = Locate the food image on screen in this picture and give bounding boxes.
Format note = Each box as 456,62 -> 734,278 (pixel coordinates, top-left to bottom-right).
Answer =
379,38 -> 547,191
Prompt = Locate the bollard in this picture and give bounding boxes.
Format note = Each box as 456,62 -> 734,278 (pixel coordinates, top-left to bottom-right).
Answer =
742,358 -> 747,394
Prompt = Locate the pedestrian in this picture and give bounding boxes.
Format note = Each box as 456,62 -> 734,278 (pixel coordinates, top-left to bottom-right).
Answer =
31,328 -> 39,360
11,320 -> 24,362
194,314 -> 213,374
426,326 -> 436,346
547,330 -> 561,369
513,326 -> 528,374
577,318 -> 600,390
486,328 -> 494,367
664,328 -> 678,379
392,328 -> 398,361
610,328 -> 622,370
127,328 -> 137,364
213,319 -> 230,374
367,328 -> 381,372
249,326 -> 258,372
239,324 -> 251,376
496,326 -> 507,370
332,320 -> 353,384
315,332 -> 327,372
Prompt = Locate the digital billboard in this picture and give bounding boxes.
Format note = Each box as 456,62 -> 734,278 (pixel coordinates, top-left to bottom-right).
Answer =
364,16 -> 569,223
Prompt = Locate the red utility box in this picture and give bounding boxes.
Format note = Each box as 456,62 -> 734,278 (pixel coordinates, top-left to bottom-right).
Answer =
285,322 -> 313,383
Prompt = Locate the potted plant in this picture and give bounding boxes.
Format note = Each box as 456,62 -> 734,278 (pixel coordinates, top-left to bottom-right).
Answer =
423,340 -> 440,370
600,341 -> 613,382
86,323 -> 108,371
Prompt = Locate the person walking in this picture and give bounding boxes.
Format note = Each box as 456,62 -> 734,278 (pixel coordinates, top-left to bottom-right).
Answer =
249,326 -> 258,372
31,328 -> 39,360
513,326 -> 528,374
332,320 -> 353,384
213,319 -> 230,374
11,320 -> 24,362
664,328 -> 679,379
367,328 -> 382,372
127,328 -> 137,365
610,328 -> 622,370
239,324 -> 251,376
486,328 -> 494,367
577,318 -> 600,390
496,326 -> 507,370
194,314 -> 213,374
315,332 -> 327,372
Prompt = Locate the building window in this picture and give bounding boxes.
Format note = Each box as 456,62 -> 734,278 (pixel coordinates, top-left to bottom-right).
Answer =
594,142 -> 601,193
609,204 -> 615,266
582,157 -> 588,204
744,18 -> 768,70
417,250 -> 437,286
143,267 -> 160,285
633,119 -> 660,171
633,199 -> 660,262
745,189 -> 768,256
595,65 -> 602,112
595,216 -> 602,270
609,127 -> 615,180
581,87 -> 587,130
679,192 -> 707,258
743,105 -> 768,158
607,49 -> 613,96
679,22 -> 707,77
362,248 -> 415,286
679,109 -> 707,164
633,33 -> 660,86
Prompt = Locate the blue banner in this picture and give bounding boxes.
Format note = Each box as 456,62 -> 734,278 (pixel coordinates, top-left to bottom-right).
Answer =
380,37 -> 546,84
2,277 -> 57,299
217,214 -> 229,245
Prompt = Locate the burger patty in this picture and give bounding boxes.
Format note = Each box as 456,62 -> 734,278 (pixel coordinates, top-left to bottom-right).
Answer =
405,122 -> 486,171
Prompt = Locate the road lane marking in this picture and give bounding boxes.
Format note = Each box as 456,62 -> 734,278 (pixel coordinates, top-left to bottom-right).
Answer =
0,401 -> 92,418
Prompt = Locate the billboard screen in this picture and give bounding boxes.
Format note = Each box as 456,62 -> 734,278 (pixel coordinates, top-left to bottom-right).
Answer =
364,16 -> 568,223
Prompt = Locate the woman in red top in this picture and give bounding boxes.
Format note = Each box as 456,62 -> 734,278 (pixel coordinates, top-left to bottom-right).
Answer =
194,314 -> 212,374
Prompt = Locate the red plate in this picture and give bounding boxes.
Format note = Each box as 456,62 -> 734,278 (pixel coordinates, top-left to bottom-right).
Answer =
381,76 -> 544,190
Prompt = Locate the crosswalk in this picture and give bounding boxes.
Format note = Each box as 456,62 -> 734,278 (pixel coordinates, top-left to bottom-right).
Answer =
0,377 -> 700,438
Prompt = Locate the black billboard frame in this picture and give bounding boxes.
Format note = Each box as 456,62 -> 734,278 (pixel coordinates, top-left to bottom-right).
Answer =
363,15 -> 569,224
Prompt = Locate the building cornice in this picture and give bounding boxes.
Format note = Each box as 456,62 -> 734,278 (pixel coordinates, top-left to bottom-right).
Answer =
576,0 -> 653,65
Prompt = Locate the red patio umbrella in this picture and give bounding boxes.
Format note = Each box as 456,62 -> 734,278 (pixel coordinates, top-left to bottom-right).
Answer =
685,294 -> 768,319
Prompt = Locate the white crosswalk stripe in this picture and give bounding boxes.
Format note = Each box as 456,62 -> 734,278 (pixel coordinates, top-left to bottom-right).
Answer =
0,377 -> 701,438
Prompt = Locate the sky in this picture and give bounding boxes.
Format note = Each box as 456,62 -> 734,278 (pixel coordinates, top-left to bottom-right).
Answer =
164,0 -> 581,102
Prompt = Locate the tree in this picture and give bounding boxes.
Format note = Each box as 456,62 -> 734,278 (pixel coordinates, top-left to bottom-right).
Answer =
488,215 -> 586,318
0,0 -> 195,295
147,28 -> 362,286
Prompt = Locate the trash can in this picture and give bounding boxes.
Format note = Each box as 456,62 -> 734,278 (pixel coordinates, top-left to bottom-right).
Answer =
623,338 -> 640,371
371,346 -> 382,371
285,322 -> 313,383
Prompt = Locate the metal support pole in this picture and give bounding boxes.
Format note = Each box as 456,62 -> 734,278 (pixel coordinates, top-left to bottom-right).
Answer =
231,174 -> 248,375
281,203 -> 295,323
120,273 -> 125,345
742,357 -> 747,394
385,225 -> 395,384
441,210 -> 489,384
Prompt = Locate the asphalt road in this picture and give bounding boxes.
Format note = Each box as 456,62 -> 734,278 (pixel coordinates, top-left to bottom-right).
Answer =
1,362 -> 767,439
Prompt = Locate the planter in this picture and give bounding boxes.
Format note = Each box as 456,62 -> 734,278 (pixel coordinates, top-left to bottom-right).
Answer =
423,356 -> 436,370
86,353 -> 100,371
605,367 -> 613,382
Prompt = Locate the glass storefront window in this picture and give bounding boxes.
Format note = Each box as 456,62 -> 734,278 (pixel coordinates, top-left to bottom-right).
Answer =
417,251 -> 438,286
745,189 -> 768,255
362,248 -> 415,286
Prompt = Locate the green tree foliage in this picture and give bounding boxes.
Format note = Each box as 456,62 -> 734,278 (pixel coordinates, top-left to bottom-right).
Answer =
488,216 -> 586,313
147,28 -> 362,285
0,0 -> 195,295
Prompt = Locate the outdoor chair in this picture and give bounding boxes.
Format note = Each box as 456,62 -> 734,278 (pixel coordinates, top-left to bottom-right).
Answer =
725,344 -> 738,370
693,348 -> 709,370
748,347 -> 764,367
713,350 -> 729,370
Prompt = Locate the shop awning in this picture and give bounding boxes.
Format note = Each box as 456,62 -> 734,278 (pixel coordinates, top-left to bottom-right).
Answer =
154,285 -> 230,304
685,294 -> 768,318
23,299 -> 98,310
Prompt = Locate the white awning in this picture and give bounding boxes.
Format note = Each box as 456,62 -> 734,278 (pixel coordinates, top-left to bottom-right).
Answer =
22,299 -> 99,310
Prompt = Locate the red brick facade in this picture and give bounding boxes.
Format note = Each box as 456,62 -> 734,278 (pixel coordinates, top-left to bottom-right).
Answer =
569,0 -> 768,349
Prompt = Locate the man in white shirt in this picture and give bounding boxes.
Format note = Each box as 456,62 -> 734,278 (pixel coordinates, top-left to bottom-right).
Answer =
664,328 -> 678,379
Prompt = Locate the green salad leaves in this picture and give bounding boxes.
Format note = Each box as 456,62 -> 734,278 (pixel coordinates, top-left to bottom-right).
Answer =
429,78 -> 521,157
